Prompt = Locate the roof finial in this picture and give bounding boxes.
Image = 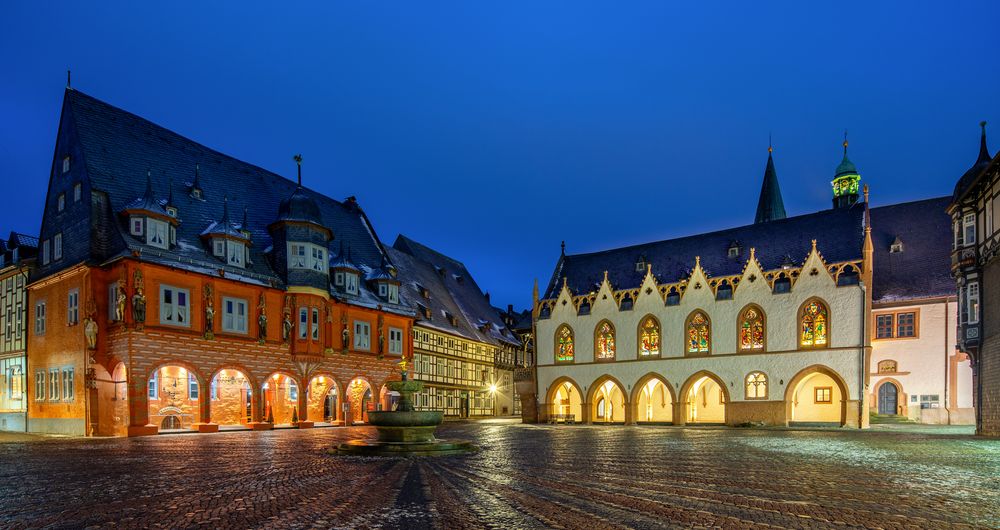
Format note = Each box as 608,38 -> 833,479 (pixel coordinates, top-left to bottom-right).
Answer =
293,154 -> 303,187
980,121 -> 990,163
221,195 -> 230,224
66,69 -> 71,89
560,240 -> 566,256
768,132 -> 773,153
843,129 -> 849,155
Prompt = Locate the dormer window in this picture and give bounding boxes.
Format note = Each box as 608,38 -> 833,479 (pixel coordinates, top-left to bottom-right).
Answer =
62,156 -> 70,174
311,247 -> 324,271
227,242 -> 245,267
131,218 -> 144,236
191,188 -> 202,200
345,272 -> 359,295
635,257 -> 646,272
166,206 -> 178,218
728,243 -> 741,258
213,240 -> 225,257
416,303 -> 431,319
57,194 -> 65,212
890,237 -> 903,254
376,281 -> 400,303
147,218 -> 168,249
388,284 -> 399,304
378,283 -> 387,297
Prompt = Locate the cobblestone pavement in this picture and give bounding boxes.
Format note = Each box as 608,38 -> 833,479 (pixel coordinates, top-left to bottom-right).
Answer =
1,423 -> 999,529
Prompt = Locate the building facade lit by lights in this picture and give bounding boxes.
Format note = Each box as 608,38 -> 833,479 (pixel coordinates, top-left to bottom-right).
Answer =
0,233 -> 37,432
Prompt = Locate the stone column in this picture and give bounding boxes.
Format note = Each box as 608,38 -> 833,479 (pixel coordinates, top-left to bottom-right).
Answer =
194,380 -> 218,433
582,400 -> 592,424
673,400 -> 687,426
296,378 -> 312,428
127,375 -> 157,436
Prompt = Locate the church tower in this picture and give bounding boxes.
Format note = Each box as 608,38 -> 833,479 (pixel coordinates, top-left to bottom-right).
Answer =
832,133 -> 862,209
754,144 -> 787,223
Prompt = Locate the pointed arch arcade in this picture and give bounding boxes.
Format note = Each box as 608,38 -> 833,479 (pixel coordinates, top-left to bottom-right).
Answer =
630,372 -> 674,423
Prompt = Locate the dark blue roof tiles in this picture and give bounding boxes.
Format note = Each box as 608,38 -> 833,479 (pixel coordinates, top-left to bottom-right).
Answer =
277,186 -> 324,226
63,89 -> 387,283
330,243 -> 361,272
544,205 -> 866,299
952,124 -> 994,202
754,151 -> 787,224
870,196 -> 954,303
121,172 -> 171,218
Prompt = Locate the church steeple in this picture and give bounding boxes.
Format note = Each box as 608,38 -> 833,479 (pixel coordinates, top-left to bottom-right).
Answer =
754,142 -> 787,224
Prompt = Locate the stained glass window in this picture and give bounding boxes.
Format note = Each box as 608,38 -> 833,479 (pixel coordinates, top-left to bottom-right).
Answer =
800,300 -> 829,347
745,372 -> 767,399
739,306 -> 765,351
639,316 -> 660,357
686,311 -> 710,354
556,325 -> 574,362
595,321 -> 616,361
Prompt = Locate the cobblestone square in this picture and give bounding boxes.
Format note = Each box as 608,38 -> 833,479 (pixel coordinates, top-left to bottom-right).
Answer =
1,422 -> 998,529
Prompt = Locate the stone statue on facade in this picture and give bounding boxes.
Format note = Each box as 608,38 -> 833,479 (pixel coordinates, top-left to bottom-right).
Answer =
132,288 -> 146,329
341,313 -> 350,354
205,301 -> 215,340
257,294 -> 267,344
282,295 -> 293,342
115,287 -> 127,323
377,315 -> 385,359
84,318 -> 98,349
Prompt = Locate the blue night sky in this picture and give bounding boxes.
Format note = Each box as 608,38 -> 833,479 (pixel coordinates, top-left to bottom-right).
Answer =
1,2 -> 998,310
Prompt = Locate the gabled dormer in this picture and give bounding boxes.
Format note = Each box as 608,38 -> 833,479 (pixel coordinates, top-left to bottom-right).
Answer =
267,156 -> 332,291
366,256 -> 400,303
188,164 -> 204,200
330,242 -> 361,295
120,171 -> 178,250
200,197 -> 251,268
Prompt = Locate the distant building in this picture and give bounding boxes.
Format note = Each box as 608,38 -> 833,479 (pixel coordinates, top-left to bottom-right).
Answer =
0,233 -> 37,432
27,89 -> 413,436
870,198 -> 973,424
949,122 -> 1000,436
388,236 -> 523,417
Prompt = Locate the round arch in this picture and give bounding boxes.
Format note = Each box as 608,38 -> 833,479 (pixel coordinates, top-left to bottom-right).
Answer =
872,377 -> 907,417
736,303 -> 767,352
546,376 -> 584,423
147,362 -> 206,431
306,372 -> 342,424
684,310 -> 712,355
797,298 -> 831,349
679,370 -> 729,424
262,371 -> 301,426
586,374 -> 629,424
593,320 -> 617,362
630,372 -> 675,423
346,376 -> 375,425
208,367 -> 256,427
784,364 -> 850,425
206,363 -> 260,392
636,315 -> 662,358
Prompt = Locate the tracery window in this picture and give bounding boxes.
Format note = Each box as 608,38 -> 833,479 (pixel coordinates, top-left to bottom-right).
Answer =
738,305 -> 765,351
595,321 -> 616,361
800,300 -> 829,348
745,372 -> 767,400
686,311 -> 710,354
555,325 -> 574,363
638,316 -> 660,357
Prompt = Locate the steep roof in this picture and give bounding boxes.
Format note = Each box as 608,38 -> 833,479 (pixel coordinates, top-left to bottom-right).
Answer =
544,204 -> 866,299
62,89 -> 395,302
391,235 -> 519,347
870,196 -> 954,303
952,123 -> 994,203
754,151 -> 787,224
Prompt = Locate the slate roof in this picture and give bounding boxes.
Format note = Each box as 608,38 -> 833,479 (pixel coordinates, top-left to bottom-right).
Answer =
0,232 -> 39,267
754,151 -> 787,224
544,204 -> 866,299
62,89 -> 406,312
870,196 -> 954,303
391,235 -> 520,347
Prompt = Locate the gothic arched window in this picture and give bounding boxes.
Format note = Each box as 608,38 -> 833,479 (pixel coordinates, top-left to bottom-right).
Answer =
595,320 -> 616,361
738,305 -> 765,352
745,372 -> 768,400
800,299 -> 830,348
686,311 -> 710,354
555,325 -> 574,363
638,316 -> 660,357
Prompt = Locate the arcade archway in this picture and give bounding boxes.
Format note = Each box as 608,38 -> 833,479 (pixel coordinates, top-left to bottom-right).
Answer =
683,373 -> 727,424
209,369 -> 253,427
148,364 -> 202,431
347,378 -> 373,425
263,373 -> 299,426
306,375 -> 340,424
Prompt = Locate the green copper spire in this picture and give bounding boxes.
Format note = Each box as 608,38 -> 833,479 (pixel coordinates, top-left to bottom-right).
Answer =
832,131 -> 861,209
754,143 -> 787,223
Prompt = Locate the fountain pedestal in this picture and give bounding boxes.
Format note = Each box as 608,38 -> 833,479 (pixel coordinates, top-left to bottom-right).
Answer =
332,372 -> 477,457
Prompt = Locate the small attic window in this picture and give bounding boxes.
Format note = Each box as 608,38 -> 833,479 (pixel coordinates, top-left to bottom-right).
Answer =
62,156 -> 70,174
191,188 -> 203,200
435,266 -> 445,277
166,206 -> 178,218
890,237 -> 903,254
666,291 -> 680,306
453,274 -> 464,284
444,311 -> 457,326
635,256 -> 647,272
416,303 -> 431,319
728,243 -> 741,258
773,276 -> 791,294
716,282 -> 733,300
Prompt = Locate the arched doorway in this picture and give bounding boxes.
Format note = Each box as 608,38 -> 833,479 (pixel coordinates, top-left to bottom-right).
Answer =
547,378 -> 582,423
306,376 -> 339,424
633,374 -> 673,423
263,373 -> 299,425
93,362 -> 129,436
347,378 -> 373,425
210,369 -> 253,427
148,365 -> 201,431
684,374 -> 726,424
878,381 -> 899,415
589,377 -> 626,424
786,366 -> 847,425
379,385 -> 400,412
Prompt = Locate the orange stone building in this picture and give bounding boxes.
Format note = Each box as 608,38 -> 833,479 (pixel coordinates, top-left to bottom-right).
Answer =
27,89 -> 414,436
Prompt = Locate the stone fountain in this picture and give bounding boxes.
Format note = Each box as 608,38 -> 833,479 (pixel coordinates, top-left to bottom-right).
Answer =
332,360 -> 477,456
